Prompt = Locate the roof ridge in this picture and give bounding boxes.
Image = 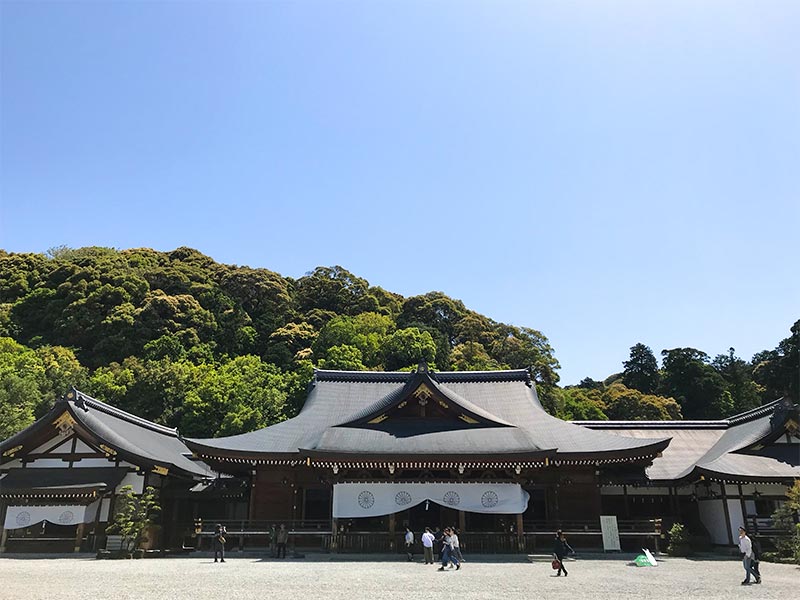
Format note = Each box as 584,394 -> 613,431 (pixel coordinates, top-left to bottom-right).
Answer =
574,420 -> 728,429
725,398 -> 784,426
71,390 -> 179,437
576,398 -> 788,429
314,368 -> 532,385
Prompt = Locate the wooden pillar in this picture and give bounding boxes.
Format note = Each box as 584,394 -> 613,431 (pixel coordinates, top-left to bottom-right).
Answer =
388,511 -> 396,551
248,471 -> 258,521
74,523 -> 85,553
720,482 -> 734,546
330,518 -> 338,552
92,496 -> 103,551
737,484 -> 748,531
0,501 -> 7,554
458,510 -> 466,533
516,513 -> 524,552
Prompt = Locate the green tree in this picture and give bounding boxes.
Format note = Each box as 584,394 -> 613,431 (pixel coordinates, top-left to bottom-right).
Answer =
559,387 -> 608,420
602,383 -> 682,421
752,320 -> 800,404
770,480 -> 800,564
450,342 -> 504,371
397,292 -> 466,347
489,325 -> 560,387
318,344 -> 367,371
383,328 -> 437,371
312,312 -> 394,368
0,338 -> 42,438
179,355 -> 289,437
661,348 -> 733,419
296,266 -> 378,315
623,343 -> 660,394
0,338 -> 88,437
105,485 -> 161,554
266,322 -> 317,367
712,348 -> 762,413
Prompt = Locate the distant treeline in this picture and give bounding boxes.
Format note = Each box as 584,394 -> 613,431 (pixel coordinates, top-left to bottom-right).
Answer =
0,246 -> 796,439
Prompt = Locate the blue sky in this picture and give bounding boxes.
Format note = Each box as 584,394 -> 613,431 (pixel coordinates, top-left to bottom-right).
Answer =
1,1 -> 798,384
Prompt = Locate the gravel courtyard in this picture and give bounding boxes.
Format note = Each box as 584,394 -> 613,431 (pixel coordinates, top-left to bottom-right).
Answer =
1,554 -> 797,600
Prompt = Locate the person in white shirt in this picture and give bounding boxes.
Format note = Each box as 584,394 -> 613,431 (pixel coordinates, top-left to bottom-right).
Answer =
405,527 -> 415,562
737,526 -> 760,585
421,527 -> 435,564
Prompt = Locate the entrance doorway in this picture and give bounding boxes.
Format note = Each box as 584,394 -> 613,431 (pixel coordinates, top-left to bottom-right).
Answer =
397,501 -> 459,532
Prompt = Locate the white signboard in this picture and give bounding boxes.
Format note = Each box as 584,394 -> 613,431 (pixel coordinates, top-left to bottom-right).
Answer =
333,482 -> 530,518
600,515 -> 621,551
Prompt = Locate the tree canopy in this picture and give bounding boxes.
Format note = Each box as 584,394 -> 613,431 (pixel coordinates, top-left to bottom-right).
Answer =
0,247 -> 796,438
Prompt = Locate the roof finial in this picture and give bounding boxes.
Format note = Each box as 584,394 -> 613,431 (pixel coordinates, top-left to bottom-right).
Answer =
416,361 -> 429,373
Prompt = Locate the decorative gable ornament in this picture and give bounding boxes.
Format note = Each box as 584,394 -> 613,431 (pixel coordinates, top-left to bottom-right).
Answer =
413,384 -> 433,406
53,412 -> 76,437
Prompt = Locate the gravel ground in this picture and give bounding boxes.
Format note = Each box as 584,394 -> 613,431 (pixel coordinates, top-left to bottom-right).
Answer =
0,554 -> 797,600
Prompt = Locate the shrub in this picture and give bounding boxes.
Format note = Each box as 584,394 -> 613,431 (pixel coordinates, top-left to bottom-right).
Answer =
105,485 -> 161,554
667,523 -> 691,556
770,481 -> 800,565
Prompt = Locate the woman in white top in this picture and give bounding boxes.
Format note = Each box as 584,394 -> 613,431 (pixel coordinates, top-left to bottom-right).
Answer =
737,527 -> 760,585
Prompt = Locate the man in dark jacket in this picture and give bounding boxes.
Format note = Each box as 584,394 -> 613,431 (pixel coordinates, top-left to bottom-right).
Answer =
213,524 -> 227,563
553,530 -> 573,577
276,523 -> 289,559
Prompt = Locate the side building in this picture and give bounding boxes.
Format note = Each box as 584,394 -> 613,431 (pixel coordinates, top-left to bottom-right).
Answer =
0,389 -> 239,553
577,397 -> 800,547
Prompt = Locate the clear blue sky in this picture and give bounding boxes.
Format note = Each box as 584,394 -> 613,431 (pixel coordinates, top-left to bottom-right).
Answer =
1,1 -> 798,384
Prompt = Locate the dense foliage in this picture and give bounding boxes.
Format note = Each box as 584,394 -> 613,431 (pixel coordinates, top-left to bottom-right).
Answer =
769,480 -> 800,564
0,246 -> 796,439
0,247 -> 558,438
105,484 -> 161,554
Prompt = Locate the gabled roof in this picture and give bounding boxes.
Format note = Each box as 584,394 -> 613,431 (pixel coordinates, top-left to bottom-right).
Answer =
0,389 -> 213,480
186,367 -> 669,464
337,366 -> 515,428
577,398 -> 800,483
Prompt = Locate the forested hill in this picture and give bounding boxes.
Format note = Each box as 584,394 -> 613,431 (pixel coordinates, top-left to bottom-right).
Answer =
0,246 -> 797,440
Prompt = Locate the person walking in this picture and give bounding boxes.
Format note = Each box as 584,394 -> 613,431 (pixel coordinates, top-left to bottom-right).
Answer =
738,527 -> 760,585
438,527 -> 461,571
421,527 -> 435,564
553,530 -> 572,577
751,535 -> 763,583
452,528 -> 464,563
213,524 -> 227,563
433,528 -> 444,562
405,527 -> 415,561
277,523 -> 289,559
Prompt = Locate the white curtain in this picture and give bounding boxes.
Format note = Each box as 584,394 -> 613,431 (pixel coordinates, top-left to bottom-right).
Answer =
333,482 -> 529,518
3,501 -> 100,530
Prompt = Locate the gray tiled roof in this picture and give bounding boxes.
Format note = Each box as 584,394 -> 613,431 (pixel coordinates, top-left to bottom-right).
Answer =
577,398 -> 800,483
187,369 -> 668,460
0,390 -> 213,479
